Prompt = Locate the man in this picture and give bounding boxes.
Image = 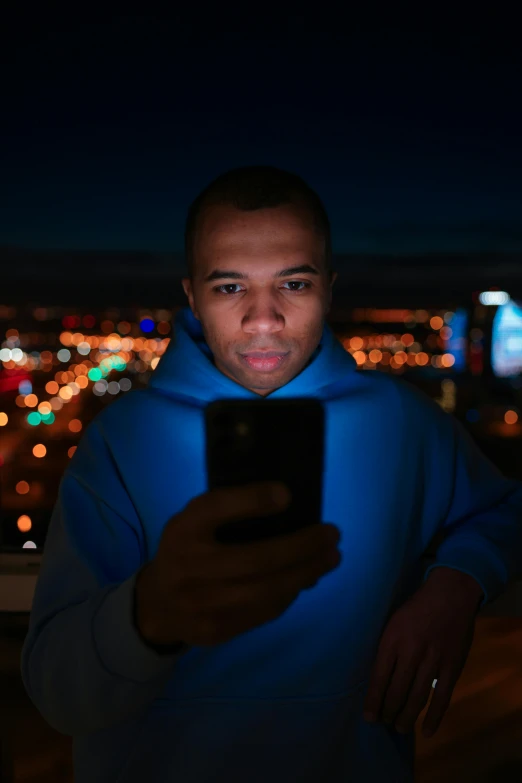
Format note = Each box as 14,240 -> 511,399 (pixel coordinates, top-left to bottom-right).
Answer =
21,166 -> 522,782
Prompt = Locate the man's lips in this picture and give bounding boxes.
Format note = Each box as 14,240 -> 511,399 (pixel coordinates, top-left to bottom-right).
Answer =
240,352 -> 290,371
241,351 -> 288,359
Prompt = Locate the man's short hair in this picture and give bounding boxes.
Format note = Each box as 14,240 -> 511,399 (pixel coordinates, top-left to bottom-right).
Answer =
184,165 -> 333,280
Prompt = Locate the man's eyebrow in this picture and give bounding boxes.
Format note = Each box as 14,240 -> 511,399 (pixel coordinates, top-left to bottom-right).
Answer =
203,265 -> 320,283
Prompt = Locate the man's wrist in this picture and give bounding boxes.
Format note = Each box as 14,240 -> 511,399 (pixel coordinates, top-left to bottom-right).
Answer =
425,566 -> 484,611
134,562 -> 189,654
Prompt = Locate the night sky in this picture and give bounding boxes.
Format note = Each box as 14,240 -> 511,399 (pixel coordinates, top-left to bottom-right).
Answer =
2,12 -> 522,258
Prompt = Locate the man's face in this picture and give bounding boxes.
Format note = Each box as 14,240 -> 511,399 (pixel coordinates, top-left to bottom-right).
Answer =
181,203 -> 337,396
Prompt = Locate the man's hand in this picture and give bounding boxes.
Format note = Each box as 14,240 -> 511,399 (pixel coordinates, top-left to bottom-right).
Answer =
363,567 -> 484,738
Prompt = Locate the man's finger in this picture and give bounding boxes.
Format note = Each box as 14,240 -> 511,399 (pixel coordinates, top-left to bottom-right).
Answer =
380,655 -> 420,725
363,646 -> 397,721
422,666 -> 455,737
394,653 -> 439,734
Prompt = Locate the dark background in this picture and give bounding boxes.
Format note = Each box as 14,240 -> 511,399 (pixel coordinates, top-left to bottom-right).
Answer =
2,11 -> 521,264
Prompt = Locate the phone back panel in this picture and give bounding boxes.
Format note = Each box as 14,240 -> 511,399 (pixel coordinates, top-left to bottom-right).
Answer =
205,398 -> 324,543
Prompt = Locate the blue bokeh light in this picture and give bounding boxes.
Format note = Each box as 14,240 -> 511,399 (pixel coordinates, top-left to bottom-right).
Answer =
140,318 -> 155,333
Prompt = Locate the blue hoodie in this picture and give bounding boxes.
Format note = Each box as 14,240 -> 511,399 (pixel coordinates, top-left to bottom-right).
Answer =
21,306 -> 522,782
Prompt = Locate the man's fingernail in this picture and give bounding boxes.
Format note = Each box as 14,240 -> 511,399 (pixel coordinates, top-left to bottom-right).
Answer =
364,712 -> 376,722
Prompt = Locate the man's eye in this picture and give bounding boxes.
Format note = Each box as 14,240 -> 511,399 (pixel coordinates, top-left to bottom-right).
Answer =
213,281 -> 311,295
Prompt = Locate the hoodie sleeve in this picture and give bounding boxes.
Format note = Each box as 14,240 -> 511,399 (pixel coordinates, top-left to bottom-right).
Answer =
422,408 -> 522,609
20,418 -> 189,737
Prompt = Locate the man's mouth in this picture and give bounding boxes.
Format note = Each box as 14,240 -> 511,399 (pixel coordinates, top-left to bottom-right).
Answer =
240,352 -> 289,371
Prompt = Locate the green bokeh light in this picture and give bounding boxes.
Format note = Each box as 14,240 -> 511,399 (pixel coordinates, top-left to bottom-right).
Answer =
88,368 -> 102,381
113,357 -> 126,371
27,412 -> 42,426
42,412 -> 55,425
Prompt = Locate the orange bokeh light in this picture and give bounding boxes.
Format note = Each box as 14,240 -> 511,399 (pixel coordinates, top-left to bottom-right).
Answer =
33,444 -> 47,458
60,331 -> 73,346
441,354 -> 456,368
69,419 -> 82,433
505,410 -> 519,425
369,349 -> 383,363
45,381 -> 59,395
16,481 -> 30,495
24,394 -> 38,408
76,375 -> 89,389
17,515 -> 32,533
68,446 -> 77,458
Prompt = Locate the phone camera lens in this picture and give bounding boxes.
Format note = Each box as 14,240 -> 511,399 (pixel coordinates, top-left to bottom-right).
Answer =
235,421 -> 249,437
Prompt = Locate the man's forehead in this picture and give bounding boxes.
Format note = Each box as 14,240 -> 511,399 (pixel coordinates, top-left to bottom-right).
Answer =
196,204 -> 320,256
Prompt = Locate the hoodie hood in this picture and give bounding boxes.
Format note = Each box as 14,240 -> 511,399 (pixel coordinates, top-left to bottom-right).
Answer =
148,306 -> 358,404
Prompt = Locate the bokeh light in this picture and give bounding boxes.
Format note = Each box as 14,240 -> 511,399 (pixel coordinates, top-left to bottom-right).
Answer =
16,481 -> 30,495
45,381 -> 59,395
17,515 -> 32,533
140,317 -> 155,333
157,321 -> 171,335
69,419 -> 82,433
505,410 -> 519,425
59,331 -> 73,346
27,412 -> 42,426
76,375 -> 89,389
117,320 -> 131,334
68,446 -> 77,458
0,412 -> 8,426
33,444 -> 47,458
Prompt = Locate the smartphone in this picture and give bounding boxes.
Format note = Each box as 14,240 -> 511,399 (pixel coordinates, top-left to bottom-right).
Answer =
205,398 -> 325,544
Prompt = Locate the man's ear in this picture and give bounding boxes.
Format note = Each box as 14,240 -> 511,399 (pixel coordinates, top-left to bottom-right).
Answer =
181,277 -> 200,320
